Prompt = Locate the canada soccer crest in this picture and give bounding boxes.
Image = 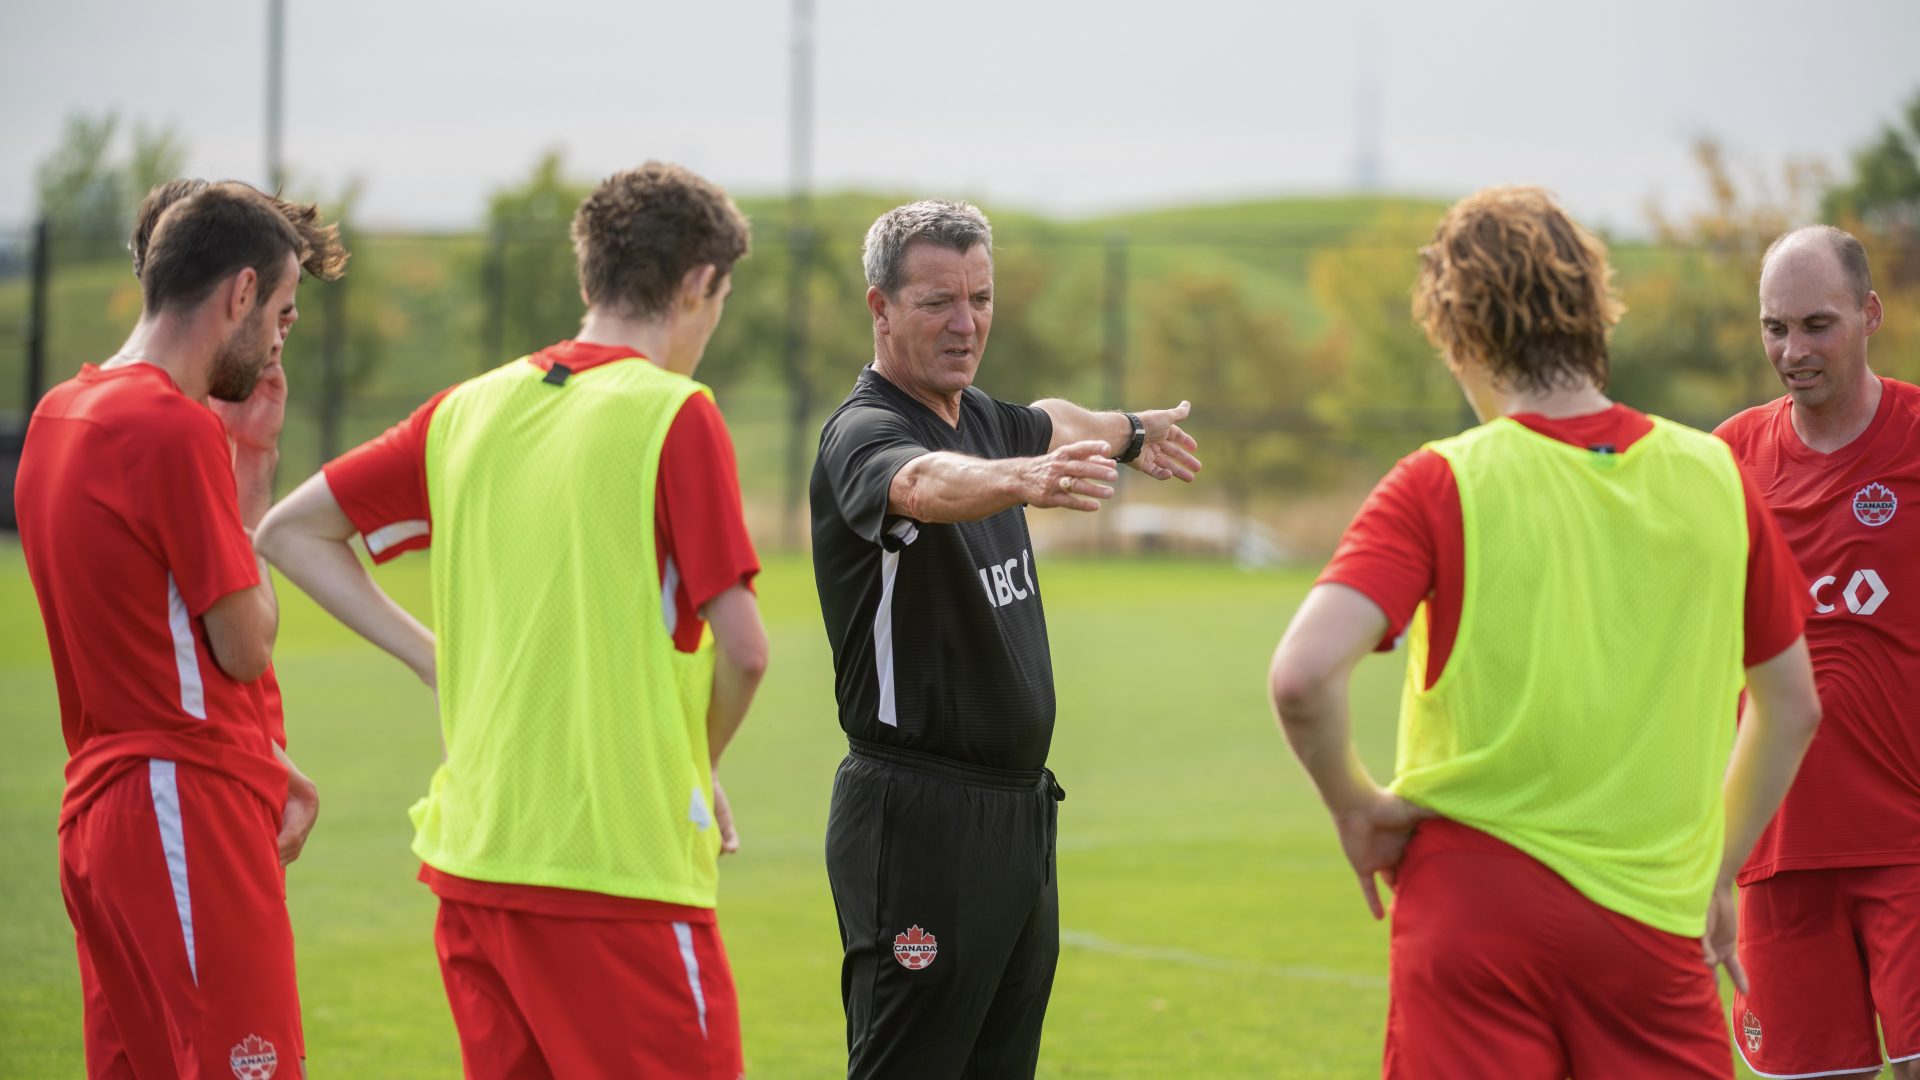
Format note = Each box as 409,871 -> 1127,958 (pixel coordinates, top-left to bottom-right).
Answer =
1741,1009 -> 1762,1054
229,1034 -> 278,1079
893,925 -> 938,970
1854,482 -> 1898,527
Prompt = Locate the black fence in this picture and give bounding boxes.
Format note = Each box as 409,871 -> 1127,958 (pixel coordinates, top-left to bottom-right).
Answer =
3,215 -> 1903,551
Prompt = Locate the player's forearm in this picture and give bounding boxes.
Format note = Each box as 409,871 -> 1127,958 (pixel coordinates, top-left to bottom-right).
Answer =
258,527 -> 436,688
1033,399 -> 1124,455
232,446 -> 283,649
1273,678 -> 1379,816
887,451 -> 1034,523
1270,585 -> 1393,816
1719,638 -> 1821,883
234,446 -> 280,530
703,584 -> 769,766
707,651 -> 763,767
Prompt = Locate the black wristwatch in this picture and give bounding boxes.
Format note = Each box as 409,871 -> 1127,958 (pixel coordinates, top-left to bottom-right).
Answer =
1114,412 -> 1146,464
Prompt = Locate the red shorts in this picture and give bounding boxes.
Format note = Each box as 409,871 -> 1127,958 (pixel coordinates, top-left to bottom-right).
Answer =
433,897 -> 743,1080
59,758 -> 302,1080
1384,819 -> 1729,1080
1733,864 -> 1920,1077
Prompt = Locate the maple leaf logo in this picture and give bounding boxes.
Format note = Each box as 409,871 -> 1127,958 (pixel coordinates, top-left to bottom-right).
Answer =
892,925 -> 938,970
229,1034 -> 278,1079
1741,1010 -> 1762,1054
1854,482 -> 1898,526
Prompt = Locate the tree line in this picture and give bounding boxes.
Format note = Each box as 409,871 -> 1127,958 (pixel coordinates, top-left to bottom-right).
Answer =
10,94 -> 1920,542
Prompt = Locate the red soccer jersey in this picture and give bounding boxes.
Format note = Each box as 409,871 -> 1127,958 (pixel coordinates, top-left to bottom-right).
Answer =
322,340 -> 760,918
1717,377 -> 1920,883
1320,404 -> 1808,688
16,363 -> 287,828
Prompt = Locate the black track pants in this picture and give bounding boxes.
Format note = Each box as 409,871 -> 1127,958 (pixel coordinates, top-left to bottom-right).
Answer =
825,743 -> 1064,1080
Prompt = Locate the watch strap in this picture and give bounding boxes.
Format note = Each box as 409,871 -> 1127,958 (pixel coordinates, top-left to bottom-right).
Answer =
1115,412 -> 1147,464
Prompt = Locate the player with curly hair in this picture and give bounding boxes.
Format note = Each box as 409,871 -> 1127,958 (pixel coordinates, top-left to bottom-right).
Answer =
1268,187 -> 1823,1078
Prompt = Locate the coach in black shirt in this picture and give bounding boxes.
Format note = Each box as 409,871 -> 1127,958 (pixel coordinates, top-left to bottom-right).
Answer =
811,199 -> 1201,1079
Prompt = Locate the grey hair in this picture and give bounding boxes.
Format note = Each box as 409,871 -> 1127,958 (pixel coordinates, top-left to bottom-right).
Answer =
1762,225 -> 1874,305
861,199 -> 993,294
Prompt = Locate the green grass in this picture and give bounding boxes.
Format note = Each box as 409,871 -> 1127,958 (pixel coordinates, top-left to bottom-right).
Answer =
0,547 -> 1789,1076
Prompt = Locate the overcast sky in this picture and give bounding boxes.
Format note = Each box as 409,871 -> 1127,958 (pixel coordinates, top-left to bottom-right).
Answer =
3,0 -> 1917,234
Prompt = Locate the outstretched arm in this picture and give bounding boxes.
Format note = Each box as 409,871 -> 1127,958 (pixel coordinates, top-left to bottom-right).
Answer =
254,472 -> 437,689
1033,398 -> 1202,482
888,440 -> 1121,522
1270,583 -> 1433,920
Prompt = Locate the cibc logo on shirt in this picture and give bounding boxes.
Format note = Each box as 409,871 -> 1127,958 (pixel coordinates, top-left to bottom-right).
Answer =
978,549 -> 1038,609
1811,569 -> 1890,616
1853,482 -> 1898,527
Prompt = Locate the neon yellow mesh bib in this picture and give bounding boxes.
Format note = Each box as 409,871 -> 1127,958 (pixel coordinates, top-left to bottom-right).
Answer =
1393,416 -> 1747,936
414,357 -> 721,906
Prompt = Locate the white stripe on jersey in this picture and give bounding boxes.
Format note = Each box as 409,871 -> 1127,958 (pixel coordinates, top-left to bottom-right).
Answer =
364,519 -> 430,557
874,520 -> 920,728
662,556 -> 681,638
165,575 -> 206,720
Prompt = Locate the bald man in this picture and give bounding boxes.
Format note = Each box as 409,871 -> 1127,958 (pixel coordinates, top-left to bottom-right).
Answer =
1716,226 -> 1920,1080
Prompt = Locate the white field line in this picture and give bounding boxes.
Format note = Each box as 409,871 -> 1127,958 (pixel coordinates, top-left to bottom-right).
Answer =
1061,928 -> 1387,990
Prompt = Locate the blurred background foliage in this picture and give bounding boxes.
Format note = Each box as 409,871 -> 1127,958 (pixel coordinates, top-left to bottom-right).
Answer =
4,89 -> 1919,553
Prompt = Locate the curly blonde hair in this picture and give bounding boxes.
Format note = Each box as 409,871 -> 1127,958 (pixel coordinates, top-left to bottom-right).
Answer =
1413,186 -> 1623,393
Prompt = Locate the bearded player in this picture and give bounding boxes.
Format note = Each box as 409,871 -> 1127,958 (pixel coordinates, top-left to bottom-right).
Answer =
126,178 -> 348,755
1716,226 -> 1920,1080
17,182 -> 338,1079
1269,187 -> 1822,1078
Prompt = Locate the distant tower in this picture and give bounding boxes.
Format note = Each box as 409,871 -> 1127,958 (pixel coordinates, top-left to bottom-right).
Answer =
1350,6 -> 1383,192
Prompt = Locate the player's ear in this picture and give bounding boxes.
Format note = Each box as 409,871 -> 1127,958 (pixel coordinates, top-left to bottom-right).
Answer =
867,286 -> 889,334
226,267 -> 259,322
682,264 -> 717,311
1864,290 -> 1884,338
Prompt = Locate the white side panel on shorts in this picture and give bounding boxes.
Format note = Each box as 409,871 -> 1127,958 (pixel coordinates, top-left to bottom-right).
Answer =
672,921 -> 709,1037
1735,1044 -> 1894,1079
364,519 -> 430,557
165,575 -> 205,720
873,520 -> 920,728
148,759 -> 198,985
662,556 -> 681,638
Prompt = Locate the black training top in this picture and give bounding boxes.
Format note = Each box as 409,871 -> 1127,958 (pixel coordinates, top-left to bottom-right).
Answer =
810,366 -> 1058,772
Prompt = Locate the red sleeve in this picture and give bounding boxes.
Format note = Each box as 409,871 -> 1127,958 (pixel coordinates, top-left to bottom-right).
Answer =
656,393 -> 760,652
1317,449 -> 1458,650
1740,465 -> 1810,666
141,403 -> 259,615
320,388 -> 452,563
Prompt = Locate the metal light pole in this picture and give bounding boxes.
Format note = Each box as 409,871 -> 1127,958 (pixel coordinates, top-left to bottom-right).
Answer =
780,0 -> 816,548
266,0 -> 285,191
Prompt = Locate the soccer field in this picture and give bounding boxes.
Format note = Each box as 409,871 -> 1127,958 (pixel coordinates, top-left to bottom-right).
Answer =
0,545 -> 1767,1078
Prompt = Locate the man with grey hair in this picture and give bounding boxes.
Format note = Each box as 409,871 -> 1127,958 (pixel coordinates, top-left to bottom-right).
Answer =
1716,224 -> 1920,1080
810,199 -> 1201,1077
